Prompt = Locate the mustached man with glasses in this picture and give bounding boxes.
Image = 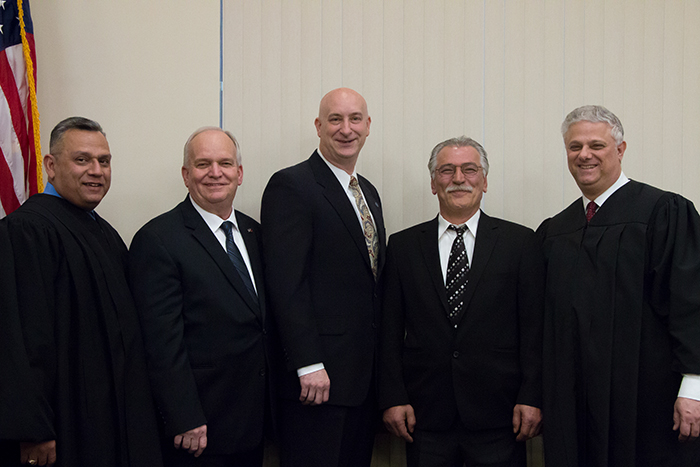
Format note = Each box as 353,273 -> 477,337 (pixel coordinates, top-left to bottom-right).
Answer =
378,136 -> 545,467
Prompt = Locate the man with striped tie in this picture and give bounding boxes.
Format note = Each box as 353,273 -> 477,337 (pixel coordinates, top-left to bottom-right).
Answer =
378,136 -> 544,467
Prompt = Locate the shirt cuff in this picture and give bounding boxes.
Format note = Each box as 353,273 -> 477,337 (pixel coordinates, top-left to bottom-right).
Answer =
297,363 -> 325,377
678,374 -> 700,401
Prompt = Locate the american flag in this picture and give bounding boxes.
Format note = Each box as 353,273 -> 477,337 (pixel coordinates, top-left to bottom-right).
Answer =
0,0 -> 40,218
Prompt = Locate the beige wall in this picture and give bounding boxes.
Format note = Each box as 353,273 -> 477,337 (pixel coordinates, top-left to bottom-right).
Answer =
34,1 -> 700,241
31,1 -> 700,466
224,0 -> 700,238
33,1 -> 220,243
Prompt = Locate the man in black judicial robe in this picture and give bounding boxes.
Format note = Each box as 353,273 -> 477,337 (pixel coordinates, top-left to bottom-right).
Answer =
538,105 -> 700,467
0,117 -> 162,467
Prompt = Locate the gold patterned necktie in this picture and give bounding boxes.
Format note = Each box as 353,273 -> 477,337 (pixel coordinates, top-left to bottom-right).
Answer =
349,176 -> 379,280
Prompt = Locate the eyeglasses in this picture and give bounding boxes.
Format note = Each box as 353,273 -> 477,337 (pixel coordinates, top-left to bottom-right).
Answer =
435,164 -> 484,178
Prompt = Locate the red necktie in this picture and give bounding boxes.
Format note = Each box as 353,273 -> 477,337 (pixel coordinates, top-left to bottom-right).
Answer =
586,201 -> 598,223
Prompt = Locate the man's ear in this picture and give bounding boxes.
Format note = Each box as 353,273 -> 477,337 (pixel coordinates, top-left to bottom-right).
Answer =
44,154 -> 57,181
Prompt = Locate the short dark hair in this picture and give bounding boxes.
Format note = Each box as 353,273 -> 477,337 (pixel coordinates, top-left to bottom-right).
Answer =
49,117 -> 106,155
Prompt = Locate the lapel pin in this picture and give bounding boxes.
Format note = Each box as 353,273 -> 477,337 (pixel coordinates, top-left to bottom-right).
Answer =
247,228 -> 253,233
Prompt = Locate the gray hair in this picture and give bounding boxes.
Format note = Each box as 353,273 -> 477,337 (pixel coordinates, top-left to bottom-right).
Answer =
49,117 -> 106,155
183,126 -> 242,167
428,136 -> 490,178
561,105 -> 624,145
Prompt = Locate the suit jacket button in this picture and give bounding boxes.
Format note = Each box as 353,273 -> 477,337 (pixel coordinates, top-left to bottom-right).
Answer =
453,351 -> 459,358
259,369 -> 266,377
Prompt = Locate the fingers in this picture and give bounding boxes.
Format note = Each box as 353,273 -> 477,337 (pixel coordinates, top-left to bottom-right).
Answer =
674,397 -> 700,442
382,406 -> 415,443
174,425 -> 208,457
20,441 -> 56,466
299,370 -> 330,406
513,405 -> 542,441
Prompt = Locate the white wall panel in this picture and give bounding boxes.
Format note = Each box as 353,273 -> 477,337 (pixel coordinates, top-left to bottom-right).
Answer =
223,0 -> 700,235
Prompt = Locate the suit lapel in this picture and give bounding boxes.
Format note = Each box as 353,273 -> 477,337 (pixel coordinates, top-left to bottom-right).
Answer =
458,212 -> 498,322
419,217 -> 450,313
309,152 -> 374,273
180,197 -> 261,318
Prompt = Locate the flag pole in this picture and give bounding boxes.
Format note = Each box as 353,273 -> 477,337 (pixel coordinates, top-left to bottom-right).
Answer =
17,0 -> 42,192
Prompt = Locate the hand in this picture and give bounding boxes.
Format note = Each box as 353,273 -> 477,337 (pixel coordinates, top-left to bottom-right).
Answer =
673,397 -> 700,442
383,405 -> 416,443
20,440 -> 56,466
174,424 -> 208,457
299,369 -> 330,405
512,404 -> 542,441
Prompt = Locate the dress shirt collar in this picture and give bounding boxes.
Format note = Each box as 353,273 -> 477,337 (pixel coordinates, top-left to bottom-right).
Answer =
318,148 -> 357,188
581,172 -> 630,211
189,196 -> 239,233
437,210 -> 481,240
43,181 -> 96,218
43,182 -> 61,198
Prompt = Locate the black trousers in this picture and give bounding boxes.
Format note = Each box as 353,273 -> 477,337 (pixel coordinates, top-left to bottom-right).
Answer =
406,419 -> 525,467
279,396 -> 376,467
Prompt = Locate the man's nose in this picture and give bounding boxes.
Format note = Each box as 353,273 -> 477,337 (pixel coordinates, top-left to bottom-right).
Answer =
452,168 -> 466,183
87,159 -> 102,175
340,119 -> 352,134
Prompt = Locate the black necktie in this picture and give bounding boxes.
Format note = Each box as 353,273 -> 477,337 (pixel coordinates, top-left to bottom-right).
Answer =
446,224 -> 469,323
221,221 -> 258,305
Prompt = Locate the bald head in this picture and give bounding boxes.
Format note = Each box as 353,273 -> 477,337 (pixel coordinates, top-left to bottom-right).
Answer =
315,88 -> 371,174
318,88 -> 368,119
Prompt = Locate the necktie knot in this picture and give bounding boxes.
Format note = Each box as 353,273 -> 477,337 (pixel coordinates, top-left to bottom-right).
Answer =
586,201 -> 598,223
449,224 -> 468,237
221,221 -> 233,236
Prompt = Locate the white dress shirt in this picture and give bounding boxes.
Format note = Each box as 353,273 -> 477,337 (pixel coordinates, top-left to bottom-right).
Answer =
189,196 -> 257,293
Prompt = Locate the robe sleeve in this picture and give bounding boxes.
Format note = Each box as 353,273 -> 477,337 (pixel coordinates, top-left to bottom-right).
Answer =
0,218 -> 59,442
647,194 -> 700,375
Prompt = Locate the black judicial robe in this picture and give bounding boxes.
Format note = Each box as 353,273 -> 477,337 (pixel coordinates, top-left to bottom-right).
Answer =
537,180 -> 700,467
0,195 -> 162,467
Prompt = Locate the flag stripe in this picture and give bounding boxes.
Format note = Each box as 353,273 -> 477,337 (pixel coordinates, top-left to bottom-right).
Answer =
0,48 -> 31,205
0,1 -> 39,218
0,145 -> 21,215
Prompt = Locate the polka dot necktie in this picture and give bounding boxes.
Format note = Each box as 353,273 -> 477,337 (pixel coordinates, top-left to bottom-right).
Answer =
446,224 -> 469,322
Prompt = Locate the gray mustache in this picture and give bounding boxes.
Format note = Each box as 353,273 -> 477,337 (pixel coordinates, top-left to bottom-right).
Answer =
446,185 -> 474,193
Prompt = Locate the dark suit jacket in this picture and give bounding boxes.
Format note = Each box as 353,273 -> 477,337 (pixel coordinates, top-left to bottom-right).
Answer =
129,196 -> 276,455
378,213 -> 544,431
260,151 -> 386,406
